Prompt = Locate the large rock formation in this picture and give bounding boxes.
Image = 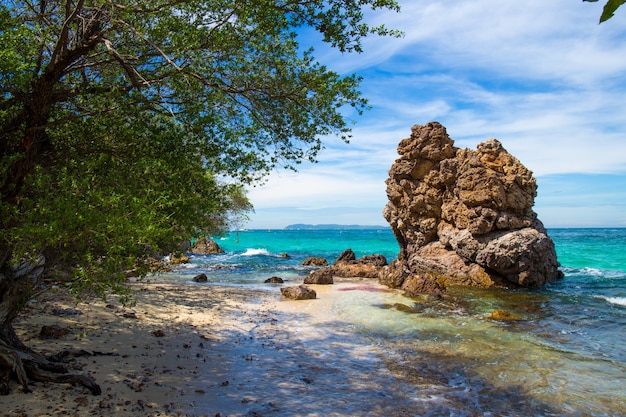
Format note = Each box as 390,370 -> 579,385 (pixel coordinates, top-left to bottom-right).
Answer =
381,122 -> 562,296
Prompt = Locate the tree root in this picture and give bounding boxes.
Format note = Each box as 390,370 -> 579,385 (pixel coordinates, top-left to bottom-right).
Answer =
0,341 -> 101,395
0,346 -> 30,394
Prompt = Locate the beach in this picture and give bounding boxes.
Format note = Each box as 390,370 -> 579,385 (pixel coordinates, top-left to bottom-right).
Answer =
3,228 -> 626,416
5,279 -> 454,417
5,281 -> 287,416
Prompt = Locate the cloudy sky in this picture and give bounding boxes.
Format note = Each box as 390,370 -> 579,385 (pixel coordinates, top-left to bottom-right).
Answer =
245,0 -> 626,229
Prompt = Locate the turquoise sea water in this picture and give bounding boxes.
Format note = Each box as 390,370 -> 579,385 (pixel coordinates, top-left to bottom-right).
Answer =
160,228 -> 626,416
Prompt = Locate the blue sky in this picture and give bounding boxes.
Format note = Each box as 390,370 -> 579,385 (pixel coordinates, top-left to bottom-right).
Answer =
245,0 -> 626,229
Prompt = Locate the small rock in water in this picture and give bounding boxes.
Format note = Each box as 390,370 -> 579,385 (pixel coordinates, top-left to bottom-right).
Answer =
264,276 -> 284,283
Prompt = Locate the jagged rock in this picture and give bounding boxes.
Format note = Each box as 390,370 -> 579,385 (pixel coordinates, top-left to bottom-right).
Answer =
301,257 -> 328,266
304,269 -> 334,284
382,122 -> 562,295
307,250 -> 389,280
280,285 -> 317,300
335,249 -> 356,263
358,254 -> 388,267
264,276 -> 284,283
192,273 -> 208,282
332,264 -> 381,278
191,237 -> 224,254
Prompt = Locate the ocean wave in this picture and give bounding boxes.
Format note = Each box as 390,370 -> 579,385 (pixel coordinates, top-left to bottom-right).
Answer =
561,266 -> 605,276
562,267 -> 626,279
596,296 -> 626,307
241,248 -> 272,257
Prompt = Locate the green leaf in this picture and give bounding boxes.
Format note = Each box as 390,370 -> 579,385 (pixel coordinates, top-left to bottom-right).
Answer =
600,0 -> 626,21
583,0 -> 626,22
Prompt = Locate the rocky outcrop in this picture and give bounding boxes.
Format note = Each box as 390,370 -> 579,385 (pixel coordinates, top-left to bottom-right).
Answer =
381,122 -> 562,295
191,237 -> 224,254
304,249 -> 388,282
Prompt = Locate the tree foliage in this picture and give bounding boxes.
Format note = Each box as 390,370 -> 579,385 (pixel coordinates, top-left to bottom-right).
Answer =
0,0 -> 400,393
584,0 -> 625,22
1,0 -> 400,294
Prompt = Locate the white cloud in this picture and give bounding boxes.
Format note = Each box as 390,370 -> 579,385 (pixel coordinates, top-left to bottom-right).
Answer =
245,0 -> 626,228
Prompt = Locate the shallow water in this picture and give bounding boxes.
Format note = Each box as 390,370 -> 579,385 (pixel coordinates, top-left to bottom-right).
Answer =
156,228 -> 626,416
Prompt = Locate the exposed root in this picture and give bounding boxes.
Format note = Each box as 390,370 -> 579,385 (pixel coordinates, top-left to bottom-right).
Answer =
0,345 -> 30,394
0,340 -> 101,395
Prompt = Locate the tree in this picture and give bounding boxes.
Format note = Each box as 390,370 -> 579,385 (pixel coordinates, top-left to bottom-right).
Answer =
584,0 -> 625,22
0,0 -> 400,394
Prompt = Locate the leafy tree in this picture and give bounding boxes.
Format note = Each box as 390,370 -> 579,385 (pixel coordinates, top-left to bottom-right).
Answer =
584,0 -> 625,22
0,0 -> 400,394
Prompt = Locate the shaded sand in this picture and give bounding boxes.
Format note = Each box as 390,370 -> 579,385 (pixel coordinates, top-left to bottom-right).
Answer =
4,282 -> 283,416
3,280 -> 417,417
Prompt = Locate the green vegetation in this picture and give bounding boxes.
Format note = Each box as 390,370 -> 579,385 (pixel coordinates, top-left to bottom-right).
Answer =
0,0 -> 400,393
584,0 -> 625,22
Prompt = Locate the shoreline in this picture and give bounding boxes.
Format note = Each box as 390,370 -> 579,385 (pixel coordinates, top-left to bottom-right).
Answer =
4,276 -> 626,416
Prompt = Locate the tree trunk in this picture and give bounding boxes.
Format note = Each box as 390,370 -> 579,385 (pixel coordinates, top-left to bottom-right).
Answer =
0,259 -> 101,395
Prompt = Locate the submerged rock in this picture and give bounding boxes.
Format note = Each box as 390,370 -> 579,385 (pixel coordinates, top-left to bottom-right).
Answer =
381,122 -> 562,295
264,276 -> 284,283
487,309 -> 521,321
280,285 -> 317,300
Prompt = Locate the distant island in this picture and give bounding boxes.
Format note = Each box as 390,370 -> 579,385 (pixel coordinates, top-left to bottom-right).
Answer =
284,224 -> 388,230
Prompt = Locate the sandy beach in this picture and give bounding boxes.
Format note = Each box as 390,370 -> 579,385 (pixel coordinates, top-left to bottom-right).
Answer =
6,273 -> 623,417
5,279 -> 413,417
4,281 -> 291,417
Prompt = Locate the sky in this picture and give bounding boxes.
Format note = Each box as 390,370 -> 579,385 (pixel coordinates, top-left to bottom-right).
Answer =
245,0 -> 626,229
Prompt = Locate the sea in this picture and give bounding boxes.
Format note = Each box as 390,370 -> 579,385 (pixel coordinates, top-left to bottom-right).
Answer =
158,228 -> 626,416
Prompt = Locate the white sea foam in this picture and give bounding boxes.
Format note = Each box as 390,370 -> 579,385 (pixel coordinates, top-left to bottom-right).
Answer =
562,267 -> 604,277
241,248 -> 271,256
597,296 -> 626,307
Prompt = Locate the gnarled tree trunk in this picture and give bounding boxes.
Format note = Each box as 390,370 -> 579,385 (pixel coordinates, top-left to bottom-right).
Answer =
0,257 -> 101,395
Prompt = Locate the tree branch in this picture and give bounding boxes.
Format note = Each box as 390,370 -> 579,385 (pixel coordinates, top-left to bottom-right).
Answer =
102,39 -> 145,90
